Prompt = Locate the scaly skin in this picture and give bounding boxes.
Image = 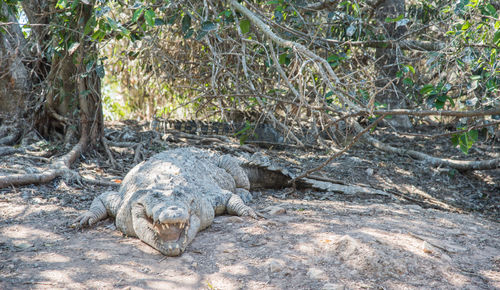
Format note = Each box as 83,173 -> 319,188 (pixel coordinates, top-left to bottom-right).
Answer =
76,147 -> 257,256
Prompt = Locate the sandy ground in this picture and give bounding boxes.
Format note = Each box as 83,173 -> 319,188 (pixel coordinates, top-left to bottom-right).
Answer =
1,123 -> 499,289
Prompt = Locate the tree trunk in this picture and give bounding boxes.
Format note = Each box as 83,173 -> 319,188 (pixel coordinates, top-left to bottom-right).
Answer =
374,0 -> 412,129
1,0 -> 102,145
0,3 -> 30,118
0,1 -> 103,188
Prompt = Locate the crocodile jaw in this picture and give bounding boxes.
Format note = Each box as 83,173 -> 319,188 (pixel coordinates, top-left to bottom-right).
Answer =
152,220 -> 189,255
153,221 -> 188,241
152,214 -> 201,256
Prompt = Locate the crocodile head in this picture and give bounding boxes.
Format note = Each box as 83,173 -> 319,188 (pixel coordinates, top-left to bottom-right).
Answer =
131,188 -> 201,256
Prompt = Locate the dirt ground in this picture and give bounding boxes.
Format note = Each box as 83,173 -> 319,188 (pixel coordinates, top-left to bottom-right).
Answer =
1,122 -> 499,289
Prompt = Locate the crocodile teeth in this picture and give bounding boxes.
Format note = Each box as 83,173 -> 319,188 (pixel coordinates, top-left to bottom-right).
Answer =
165,224 -> 169,229
179,222 -> 185,229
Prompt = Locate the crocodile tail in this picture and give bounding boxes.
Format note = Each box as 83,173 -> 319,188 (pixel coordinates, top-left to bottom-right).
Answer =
217,155 -> 250,190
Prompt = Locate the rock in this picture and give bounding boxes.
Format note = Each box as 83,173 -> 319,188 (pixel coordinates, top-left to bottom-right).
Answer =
263,206 -> 286,215
240,234 -> 252,243
322,283 -> 346,290
181,254 -> 194,263
422,241 -> 434,254
307,267 -> 327,280
13,242 -> 33,249
267,259 -> 285,273
225,216 -> 245,223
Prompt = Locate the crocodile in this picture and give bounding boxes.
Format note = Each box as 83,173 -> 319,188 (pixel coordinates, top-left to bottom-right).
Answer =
151,118 -> 285,144
75,147 -> 290,256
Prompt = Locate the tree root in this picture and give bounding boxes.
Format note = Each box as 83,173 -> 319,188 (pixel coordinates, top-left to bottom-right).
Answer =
0,134 -> 88,189
101,137 -> 120,169
0,126 -> 22,146
0,146 -> 24,157
363,133 -> 499,171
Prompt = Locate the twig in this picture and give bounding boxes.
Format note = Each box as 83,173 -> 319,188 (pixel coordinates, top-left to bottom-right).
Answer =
101,138 -> 120,170
291,114 -> 387,184
398,121 -> 500,139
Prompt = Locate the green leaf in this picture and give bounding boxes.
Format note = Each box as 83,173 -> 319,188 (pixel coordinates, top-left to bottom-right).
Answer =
91,29 -> 105,41
277,53 -> 286,65
453,129 -> 478,154
201,21 -> 217,32
155,18 -> 165,26
106,17 -> 119,30
70,0 -> 80,11
385,14 -> 404,23
484,4 -> 497,17
434,99 -> 445,109
448,97 -> 455,107
144,9 -> 155,27
83,16 -> 96,35
132,7 -> 143,23
96,65 -> 105,78
167,14 -> 177,25
470,129 -> 478,142
55,0 -> 67,9
461,20 -> 471,30
437,95 -> 448,102
195,29 -> 208,40
240,19 -> 250,34
184,28 -> 194,39
182,14 -> 191,33
493,30 -> 500,46
403,77 -> 413,86
420,84 -> 435,95
327,55 -> 339,62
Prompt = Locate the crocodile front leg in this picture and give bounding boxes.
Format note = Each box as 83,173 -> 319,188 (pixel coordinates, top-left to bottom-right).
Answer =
226,194 -> 257,218
75,191 -> 122,226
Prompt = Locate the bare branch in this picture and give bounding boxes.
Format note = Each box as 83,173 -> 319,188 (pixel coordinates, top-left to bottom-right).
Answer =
292,114 -> 387,183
